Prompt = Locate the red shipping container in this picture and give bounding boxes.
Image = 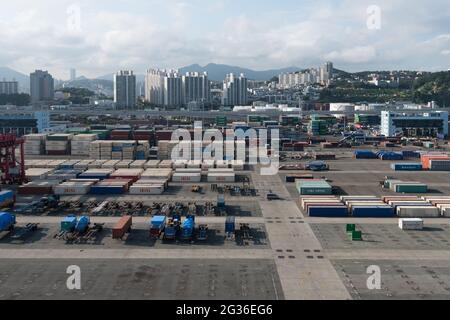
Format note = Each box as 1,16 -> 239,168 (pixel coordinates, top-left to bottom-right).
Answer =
112,216 -> 132,239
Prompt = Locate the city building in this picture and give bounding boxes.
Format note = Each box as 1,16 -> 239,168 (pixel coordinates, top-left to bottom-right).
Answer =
0,111 -> 50,135
279,62 -> 333,88
222,73 -> 248,107
164,71 -> 183,107
381,111 -> 449,137
30,70 -> 54,103
145,69 -> 166,106
145,69 -> 210,108
114,70 -> 136,109
182,72 -> 210,107
70,68 -> 76,81
0,80 -> 19,95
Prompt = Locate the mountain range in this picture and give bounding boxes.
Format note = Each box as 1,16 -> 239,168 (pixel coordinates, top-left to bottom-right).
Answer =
97,63 -> 302,82
0,67 -> 30,92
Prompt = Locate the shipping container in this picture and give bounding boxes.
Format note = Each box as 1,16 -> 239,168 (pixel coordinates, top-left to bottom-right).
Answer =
351,206 -> 395,217
399,218 -> 424,230
112,216 -> 132,239
296,180 -> 332,195
308,206 -> 348,217
172,172 -> 202,183
394,183 -> 428,193
429,160 -> 450,171
396,206 -> 440,218
0,212 -> 15,231
129,184 -> 165,195
391,163 -> 423,171
61,216 -> 77,232
354,150 -> 377,159
0,190 -> 15,208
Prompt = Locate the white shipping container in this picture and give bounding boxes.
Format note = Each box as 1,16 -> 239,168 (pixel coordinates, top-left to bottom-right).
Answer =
399,218 -> 424,230
172,173 -> 201,183
396,206 -> 440,218
129,184 -> 165,195
54,182 -> 94,195
144,160 -> 161,168
207,173 -> 235,183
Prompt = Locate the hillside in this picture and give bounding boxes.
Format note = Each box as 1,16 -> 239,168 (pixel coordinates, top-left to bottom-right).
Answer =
0,67 -> 30,92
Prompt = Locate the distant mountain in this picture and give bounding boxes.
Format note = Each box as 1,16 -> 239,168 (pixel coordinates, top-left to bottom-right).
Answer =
0,67 -> 30,93
179,63 -> 302,81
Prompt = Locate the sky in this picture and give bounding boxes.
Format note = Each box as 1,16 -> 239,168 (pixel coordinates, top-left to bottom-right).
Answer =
0,0 -> 449,79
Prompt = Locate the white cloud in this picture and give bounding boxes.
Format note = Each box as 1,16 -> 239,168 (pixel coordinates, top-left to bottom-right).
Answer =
0,0 -> 448,78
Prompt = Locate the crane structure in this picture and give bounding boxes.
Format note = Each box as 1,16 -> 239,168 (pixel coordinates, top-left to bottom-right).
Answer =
0,134 -> 26,185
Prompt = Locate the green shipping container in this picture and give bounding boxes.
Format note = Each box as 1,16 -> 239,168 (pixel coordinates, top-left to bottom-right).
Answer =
395,184 -> 428,193
296,180 -> 333,195
348,230 -> 363,241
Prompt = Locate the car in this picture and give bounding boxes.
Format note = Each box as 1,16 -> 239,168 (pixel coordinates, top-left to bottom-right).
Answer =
267,193 -> 281,201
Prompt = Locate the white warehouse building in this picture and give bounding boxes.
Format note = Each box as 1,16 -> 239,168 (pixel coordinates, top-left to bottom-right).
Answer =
381,111 -> 449,137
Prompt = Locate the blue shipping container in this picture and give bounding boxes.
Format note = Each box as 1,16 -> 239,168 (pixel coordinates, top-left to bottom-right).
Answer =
0,190 -> 14,205
90,186 -> 125,195
402,151 -> 421,159
351,206 -> 395,217
377,152 -> 403,161
308,206 -> 348,217
391,163 -> 423,171
354,150 -> 377,159
151,216 -> 166,228
75,216 -> 90,233
0,212 -> 15,231
79,174 -> 110,180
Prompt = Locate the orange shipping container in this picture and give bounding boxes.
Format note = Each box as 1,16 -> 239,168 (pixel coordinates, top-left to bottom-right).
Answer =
112,216 -> 132,239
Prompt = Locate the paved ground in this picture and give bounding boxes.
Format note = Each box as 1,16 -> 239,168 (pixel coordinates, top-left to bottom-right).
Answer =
251,170 -> 351,300
4,155 -> 450,300
312,223 -> 450,250
0,259 -> 283,300
332,260 -> 450,300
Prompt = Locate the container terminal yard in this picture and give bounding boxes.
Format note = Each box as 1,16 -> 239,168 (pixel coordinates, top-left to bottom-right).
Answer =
1,116 -> 450,300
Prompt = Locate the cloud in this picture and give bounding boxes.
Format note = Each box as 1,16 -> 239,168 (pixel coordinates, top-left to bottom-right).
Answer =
324,46 -> 377,64
0,0 -> 448,78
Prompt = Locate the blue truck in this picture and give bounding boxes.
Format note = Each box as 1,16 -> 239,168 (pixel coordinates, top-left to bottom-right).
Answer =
163,214 -> 181,241
0,212 -> 16,232
181,215 -> 195,241
150,216 -> 166,239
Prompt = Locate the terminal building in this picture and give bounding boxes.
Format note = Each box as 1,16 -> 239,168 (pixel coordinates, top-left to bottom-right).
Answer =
0,111 -> 50,135
381,111 -> 449,137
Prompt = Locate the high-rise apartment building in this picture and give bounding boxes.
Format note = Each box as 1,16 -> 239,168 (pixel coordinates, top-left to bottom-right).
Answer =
182,72 -> 211,105
222,73 -> 248,106
30,70 -> 54,103
145,69 -> 210,108
279,62 -> 334,88
114,70 -> 136,109
0,81 -> 19,95
70,68 -> 76,81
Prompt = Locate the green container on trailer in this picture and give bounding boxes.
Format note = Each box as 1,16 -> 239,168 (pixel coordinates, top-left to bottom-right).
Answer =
349,230 -> 362,241
346,224 -> 356,233
297,180 -> 333,195
395,184 -> 428,193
